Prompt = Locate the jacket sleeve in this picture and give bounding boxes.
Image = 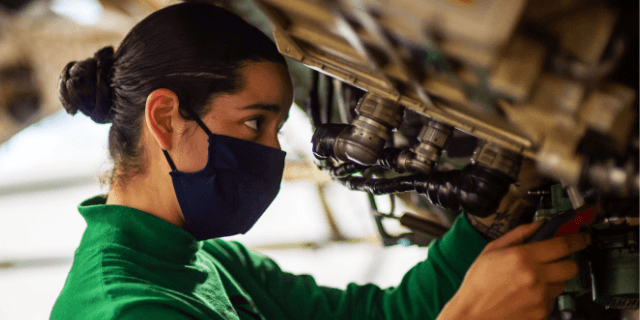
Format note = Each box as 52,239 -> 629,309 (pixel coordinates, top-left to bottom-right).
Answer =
209,213 -> 488,320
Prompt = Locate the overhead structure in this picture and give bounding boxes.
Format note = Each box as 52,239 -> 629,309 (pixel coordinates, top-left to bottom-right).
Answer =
254,0 -> 638,195
254,0 -> 639,316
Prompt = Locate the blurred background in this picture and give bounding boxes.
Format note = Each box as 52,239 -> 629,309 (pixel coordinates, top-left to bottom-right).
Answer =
3,0 -> 638,319
0,1 -> 430,319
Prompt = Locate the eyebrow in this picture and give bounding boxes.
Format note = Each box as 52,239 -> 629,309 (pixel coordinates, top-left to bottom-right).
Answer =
241,103 -> 281,113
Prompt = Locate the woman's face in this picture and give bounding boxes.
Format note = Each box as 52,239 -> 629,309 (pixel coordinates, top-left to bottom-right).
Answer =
174,61 -> 294,172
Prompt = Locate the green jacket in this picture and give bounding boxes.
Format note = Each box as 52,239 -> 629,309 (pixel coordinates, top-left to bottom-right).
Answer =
50,195 -> 487,319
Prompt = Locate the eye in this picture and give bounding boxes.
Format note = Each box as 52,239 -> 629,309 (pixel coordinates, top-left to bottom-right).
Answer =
244,118 -> 262,132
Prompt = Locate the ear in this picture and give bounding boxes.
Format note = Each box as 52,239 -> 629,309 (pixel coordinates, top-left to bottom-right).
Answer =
145,89 -> 179,150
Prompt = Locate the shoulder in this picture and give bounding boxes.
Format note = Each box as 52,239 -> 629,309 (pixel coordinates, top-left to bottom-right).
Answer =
113,303 -> 215,320
51,244 -> 178,319
51,243 -> 108,317
202,239 -> 278,271
202,239 -> 256,264
53,295 -> 212,320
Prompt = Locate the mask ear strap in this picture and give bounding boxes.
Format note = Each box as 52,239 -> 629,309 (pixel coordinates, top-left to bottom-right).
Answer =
162,150 -> 178,171
161,107 -> 212,172
182,106 -> 214,136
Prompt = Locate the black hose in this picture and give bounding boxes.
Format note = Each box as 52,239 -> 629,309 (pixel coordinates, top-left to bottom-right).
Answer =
314,146 -> 409,178
312,124 -> 408,174
339,174 -> 427,194
311,113 -> 515,217
426,165 -> 515,217
305,70 -> 321,128
318,154 -> 395,179
336,164 -> 515,217
342,83 -> 364,122
376,147 -> 404,172
322,74 -> 334,124
311,123 -> 350,160
322,162 -> 368,178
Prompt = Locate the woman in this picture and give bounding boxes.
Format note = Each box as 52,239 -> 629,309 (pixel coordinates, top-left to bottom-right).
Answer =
51,3 -> 589,320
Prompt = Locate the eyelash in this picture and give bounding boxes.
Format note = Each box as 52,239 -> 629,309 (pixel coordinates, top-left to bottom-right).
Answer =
244,116 -> 285,137
244,117 -> 264,132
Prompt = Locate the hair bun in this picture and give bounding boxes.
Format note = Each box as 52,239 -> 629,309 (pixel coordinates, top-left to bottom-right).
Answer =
58,46 -> 115,123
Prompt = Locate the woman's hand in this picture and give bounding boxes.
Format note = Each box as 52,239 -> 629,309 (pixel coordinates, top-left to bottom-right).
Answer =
437,221 -> 591,320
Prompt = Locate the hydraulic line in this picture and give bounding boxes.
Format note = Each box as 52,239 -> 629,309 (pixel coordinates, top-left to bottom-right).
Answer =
423,164 -> 515,217
312,124 -> 420,173
311,93 -> 518,217
339,174 -> 425,194
342,83 -> 364,122
312,123 -> 350,160
312,123 -> 407,176
316,147 -> 406,178
305,70 -> 321,128
336,164 -> 515,217
321,73 -> 334,124
321,162 -> 368,178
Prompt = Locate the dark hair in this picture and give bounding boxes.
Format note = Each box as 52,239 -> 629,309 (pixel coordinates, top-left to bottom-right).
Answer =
58,3 -> 287,185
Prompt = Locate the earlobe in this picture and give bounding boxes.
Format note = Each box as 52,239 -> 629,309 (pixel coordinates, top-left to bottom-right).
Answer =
145,89 -> 179,150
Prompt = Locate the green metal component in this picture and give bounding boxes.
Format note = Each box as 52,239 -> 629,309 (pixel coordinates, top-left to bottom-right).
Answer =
532,184 -> 592,316
534,184 -> 573,221
591,229 -> 640,309
562,253 -> 589,296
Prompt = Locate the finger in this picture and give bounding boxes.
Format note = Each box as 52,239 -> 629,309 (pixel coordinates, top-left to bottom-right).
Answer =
548,281 -> 568,299
486,220 -> 545,250
545,282 -> 568,317
523,233 -> 590,263
543,259 -> 579,283
545,297 -> 558,319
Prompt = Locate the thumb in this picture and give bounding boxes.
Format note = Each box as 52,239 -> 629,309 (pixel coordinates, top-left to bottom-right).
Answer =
485,220 -> 545,251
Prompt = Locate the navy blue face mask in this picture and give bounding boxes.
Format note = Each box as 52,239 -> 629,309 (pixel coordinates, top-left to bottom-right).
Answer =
162,107 -> 286,241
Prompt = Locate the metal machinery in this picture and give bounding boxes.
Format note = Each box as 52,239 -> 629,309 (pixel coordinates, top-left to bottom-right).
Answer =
0,0 -> 637,318
253,0 -> 639,319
